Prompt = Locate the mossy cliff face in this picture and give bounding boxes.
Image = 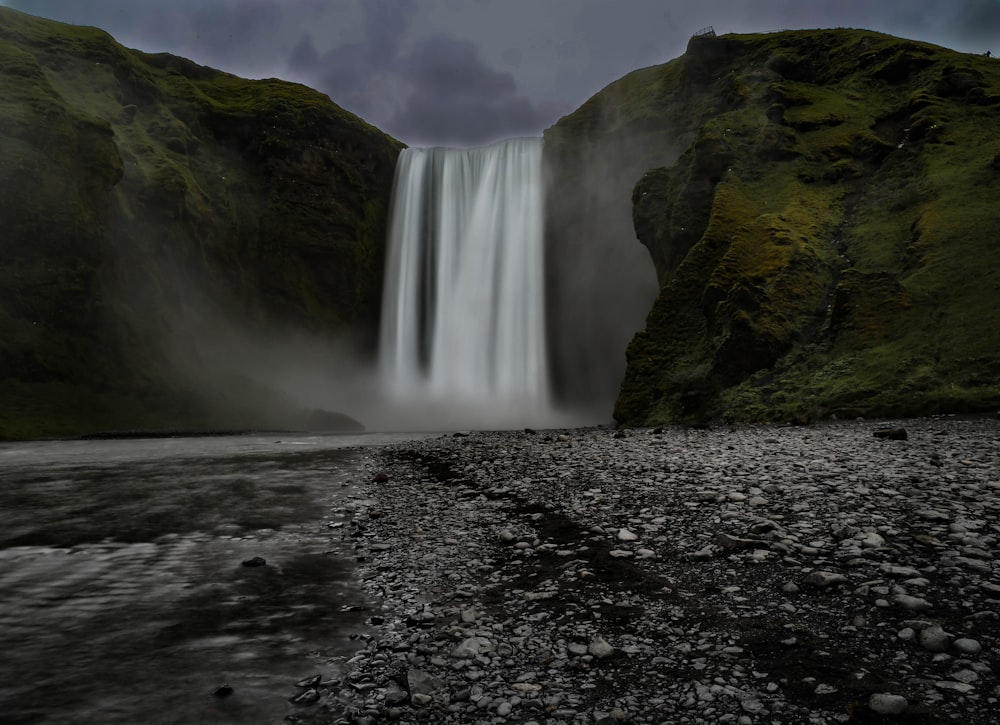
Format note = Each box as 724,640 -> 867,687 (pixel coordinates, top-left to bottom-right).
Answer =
551,29 -> 1000,425
0,8 -> 401,438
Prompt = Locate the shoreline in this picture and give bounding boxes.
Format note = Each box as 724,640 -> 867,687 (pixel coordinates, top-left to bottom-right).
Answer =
308,416 -> 998,724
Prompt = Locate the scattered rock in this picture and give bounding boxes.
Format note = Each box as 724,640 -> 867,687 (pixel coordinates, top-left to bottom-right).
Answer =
331,417 -> 999,724
384,683 -> 409,706
873,427 -> 908,440
894,594 -> 932,611
289,688 -> 320,705
803,571 -> 848,587
411,692 -> 433,706
869,692 -> 908,715
920,624 -> 951,652
953,638 -> 983,655
451,637 -> 493,659
240,556 -> 266,567
588,636 -> 615,659
882,564 -> 920,577
936,680 -> 975,694
406,669 -> 445,697
716,533 -> 763,551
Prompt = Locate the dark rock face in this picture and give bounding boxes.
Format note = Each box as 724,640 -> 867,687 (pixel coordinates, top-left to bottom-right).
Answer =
550,28 -> 1000,426
542,74 -> 667,416
0,8 -> 402,438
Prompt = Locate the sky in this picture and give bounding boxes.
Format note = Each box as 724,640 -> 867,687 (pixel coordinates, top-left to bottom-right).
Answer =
3,0 -> 999,147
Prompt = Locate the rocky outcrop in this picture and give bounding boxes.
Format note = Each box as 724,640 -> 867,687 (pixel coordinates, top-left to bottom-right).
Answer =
549,29 -> 1000,425
0,8 -> 402,438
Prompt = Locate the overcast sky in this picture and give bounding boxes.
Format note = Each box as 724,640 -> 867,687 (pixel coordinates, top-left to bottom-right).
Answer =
4,0 -> 998,146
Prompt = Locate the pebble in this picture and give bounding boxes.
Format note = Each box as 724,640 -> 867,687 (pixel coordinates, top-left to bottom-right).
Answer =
716,533 -> 761,550
936,681 -> 975,694
869,692 -> 908,715
322,417 -> 1000,725
953,638 -> 983,655
859,532 -> 885,548
920,625 -> 951,652
588,636 -> 615,659
451,637 -> 492,659
803,571 -> 848,587
882,564 -> 921,577
894,594 -> 932,611
212,684 -> 233,698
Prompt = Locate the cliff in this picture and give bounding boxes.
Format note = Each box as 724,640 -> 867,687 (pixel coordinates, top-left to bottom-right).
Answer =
548,29 -> 1000,425
0,8 -> 402,438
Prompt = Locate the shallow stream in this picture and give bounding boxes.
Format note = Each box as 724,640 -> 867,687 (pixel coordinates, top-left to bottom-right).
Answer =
0,433 -> 421,724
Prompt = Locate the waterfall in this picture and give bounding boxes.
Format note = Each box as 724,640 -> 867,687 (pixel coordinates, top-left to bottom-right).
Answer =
378,137 -> 550,419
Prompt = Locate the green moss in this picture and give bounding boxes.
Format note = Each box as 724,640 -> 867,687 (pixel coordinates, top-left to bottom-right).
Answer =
0,6 -> 403,439
589,27 -> 1000,425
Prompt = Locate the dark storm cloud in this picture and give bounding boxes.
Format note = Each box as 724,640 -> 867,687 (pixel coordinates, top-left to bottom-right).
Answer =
385,36 -> 554,145
286,0 -> 412,128
3,0 -> 998,146
284,0 -> 553,146
949,0 -> 1000,49
181,1 -> 283,57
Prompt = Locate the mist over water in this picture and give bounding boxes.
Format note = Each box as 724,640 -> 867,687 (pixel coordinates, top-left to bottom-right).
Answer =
153,135 -> 651,434
378,138 -> 558,428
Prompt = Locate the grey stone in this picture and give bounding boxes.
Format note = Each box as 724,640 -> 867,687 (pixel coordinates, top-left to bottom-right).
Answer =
953,638 -> 983,655
716,533 -> 762,551
588,636 -> 615,659
869,693 -> 908,715
384,683 -> 409,706
950,669 -> 979,684
894,594 -> 932,611
803,571 -> 848,587
936,681 -> 975,694
450,637 -> 493,659
859,532 -> 885,548
881,564 -> 921,577
407,669 -> 446,696
920,625 -> 951,653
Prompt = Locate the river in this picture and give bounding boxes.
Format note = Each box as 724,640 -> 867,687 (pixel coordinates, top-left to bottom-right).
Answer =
0,432 -> 427,724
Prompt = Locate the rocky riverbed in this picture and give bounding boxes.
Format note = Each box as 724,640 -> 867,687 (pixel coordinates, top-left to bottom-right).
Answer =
293,416 -> 999,724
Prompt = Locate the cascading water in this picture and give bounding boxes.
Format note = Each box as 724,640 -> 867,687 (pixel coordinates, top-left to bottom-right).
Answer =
379,137 -> 550,422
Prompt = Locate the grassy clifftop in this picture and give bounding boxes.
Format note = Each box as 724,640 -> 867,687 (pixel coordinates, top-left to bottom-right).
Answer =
0,8 -> 402,438
551,29 -> 1000,425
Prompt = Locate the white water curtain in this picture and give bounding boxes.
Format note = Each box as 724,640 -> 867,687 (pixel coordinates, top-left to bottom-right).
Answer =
379,137 -> 549,409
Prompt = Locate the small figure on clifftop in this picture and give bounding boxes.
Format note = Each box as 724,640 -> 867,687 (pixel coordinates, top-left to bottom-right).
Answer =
986,50 -> 992,58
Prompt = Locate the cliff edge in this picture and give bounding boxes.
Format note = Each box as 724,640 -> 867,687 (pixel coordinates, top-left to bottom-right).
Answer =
0,8 -> 402,438
551,28 -> 1000,425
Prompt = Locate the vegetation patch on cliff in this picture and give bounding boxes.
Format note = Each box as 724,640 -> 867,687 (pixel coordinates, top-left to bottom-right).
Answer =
0,8 -> 402,439
556,29 -> 1000,424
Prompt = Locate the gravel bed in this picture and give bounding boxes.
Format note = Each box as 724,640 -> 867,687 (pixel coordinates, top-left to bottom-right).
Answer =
294,416 -> 999,724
